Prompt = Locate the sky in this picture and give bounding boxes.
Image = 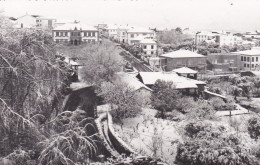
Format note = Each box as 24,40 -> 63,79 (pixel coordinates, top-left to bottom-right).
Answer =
0,0 -> 260,32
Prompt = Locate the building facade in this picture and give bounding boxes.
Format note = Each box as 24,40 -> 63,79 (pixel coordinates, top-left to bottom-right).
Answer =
13,13 -> 56,29
52,23 -> 99,45
126,28 -> 156,45
160,50 -> 207,72
232,47 -> 260,71
140,39 -> 157,56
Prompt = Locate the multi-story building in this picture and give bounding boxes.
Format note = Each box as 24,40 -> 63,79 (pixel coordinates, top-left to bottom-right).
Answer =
215,34 -> 242,46
232,47 -> 260,70
195,31 -> 216,45
140,38 -> 157,56
105,24 -> 118,39
207,53 -> 241,72
126,27 -> 156,45
160,50 -> 207,72
52,22 -> 99,45
12,13 -> 56,29
116,25 -> 133,44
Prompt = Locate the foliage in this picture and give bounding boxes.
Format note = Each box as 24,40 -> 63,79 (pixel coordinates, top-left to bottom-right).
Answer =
58,41 -> 123,86
157,30 -> 194,51
248,117 -> 260,140
98,80 -> 145,122
0,15 -> 97,164
176,121 -> 259,165
151,80 -> 180,118
38,110 -> 97,165
209,97 -> 237,111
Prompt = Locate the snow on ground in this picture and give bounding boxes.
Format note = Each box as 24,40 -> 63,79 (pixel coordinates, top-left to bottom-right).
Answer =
114,108 -> 182,165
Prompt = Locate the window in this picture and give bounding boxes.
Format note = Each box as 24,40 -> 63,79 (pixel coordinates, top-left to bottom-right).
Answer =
247,64 -> 250,68
56,32 -> 59,36
144,52 -> 147,55
252,64 -> 255,68
151,51 -> 154,55
131,34 -> 134,38
78,32 -> 80,36
144,45 -> 147,49
247,57 -> 250,62
92,32 -> 95,37
60,32 -> 63,36
88,32 -> 91,36
71,32 -> 73,36
241,56 -> 243,61
151,45 -> 154,49
252,57 -> 254,62
244,57 -> 246,61
65,32 -> 68,36
257,57 -> 259,62
244,64 -> 246,67
56,39 -> 59,43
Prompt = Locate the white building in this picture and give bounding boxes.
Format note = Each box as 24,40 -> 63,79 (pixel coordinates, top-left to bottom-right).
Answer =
195,31 -> 216,45
13,13 -> 56,29
216,34 -> 242,46
52,22 -> 99,45
126,27 -> 156,45
232,47 -> 260,70
116,25 -> 133,44
105,24 -> 118,39
140,38 -> 157,56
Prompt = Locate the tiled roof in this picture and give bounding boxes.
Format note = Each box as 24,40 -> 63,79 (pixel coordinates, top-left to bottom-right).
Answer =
160,50 -> 206,58
138,72 -> 205,89
172,67 -> 198,74
53,23 -> 98,31
115,72 -> 152,91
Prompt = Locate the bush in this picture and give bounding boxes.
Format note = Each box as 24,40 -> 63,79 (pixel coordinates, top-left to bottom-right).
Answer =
248,117 -> 260,140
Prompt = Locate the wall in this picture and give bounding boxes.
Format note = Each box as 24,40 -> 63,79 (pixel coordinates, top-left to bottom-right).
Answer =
165,57 -> 207,71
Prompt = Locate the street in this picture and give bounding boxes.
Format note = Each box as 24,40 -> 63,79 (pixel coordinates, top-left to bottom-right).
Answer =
120,51 -> 153,72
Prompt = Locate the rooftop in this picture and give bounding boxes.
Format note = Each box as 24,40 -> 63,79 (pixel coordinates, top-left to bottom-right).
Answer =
138,72 -> 205,89
232,47 -> 260,56
172,67 -> 198,74
160,50 -> 206,58
53,23 -> 98,31
116,72 -> 152,91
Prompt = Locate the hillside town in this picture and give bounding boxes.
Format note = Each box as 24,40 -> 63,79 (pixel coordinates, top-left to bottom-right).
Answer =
2,1 -> 260,165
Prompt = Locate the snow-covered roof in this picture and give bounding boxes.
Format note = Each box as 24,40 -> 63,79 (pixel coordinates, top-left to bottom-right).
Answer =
116,72 -> 152,91
161,50 -> 206,58
172,67 -> 198,74
138,72 -> 205,89
232,47 -> 260,56
128,27 -> 154,33
53,23 -> 97,31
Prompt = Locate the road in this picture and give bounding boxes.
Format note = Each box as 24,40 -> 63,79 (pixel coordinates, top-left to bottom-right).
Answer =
120,51 -> 153,72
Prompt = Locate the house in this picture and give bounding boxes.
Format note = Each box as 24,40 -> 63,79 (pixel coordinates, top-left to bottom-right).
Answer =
126,27 -> 155,45
52,22 -> 99,45
207,53 -> 241,73
13,13 -> 39,28
172,67 -> 198,79
160,50 -> 207,72
136,72 -> 206,94
116,25 -> 133,44
13,13 -> 56,29
105,24 -> 118,39
232,47 -> 260,71
140,38 -> 157,56
115,72 -> 152,92
35,17 -> 56,29
215,34 -> 242,46
195,31 -> 216,45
